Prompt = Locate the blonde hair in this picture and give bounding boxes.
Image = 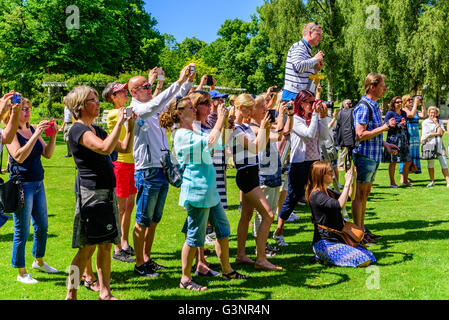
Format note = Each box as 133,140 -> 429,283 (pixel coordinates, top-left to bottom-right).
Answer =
159,96 -> 192,130
427,106 -> 439,117
234,93 -> 255,109
3,98 -> 32,128
402,94 -> 412,108
254,94 -> 266,108
65,86 -> 99,120
364,73 -> 385,95
302,22 -> 322,37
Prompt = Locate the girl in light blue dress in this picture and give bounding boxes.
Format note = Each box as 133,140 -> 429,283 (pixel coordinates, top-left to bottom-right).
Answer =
159,96 -> 249,292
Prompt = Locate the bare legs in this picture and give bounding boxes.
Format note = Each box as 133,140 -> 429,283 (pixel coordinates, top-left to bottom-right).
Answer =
236,187 -> 278,269
65,244 -> 116,300
351,182 -> 372,230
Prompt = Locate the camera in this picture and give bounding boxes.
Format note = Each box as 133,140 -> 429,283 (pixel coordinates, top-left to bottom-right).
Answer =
287,102 -> 294,110
11,94 -> 21,104
413,95 -> 423,101
206,75 -> 214,86
322,101 -> 334,109
125,107 -> 133,119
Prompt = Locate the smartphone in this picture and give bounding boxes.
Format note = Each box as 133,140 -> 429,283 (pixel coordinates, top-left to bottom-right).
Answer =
206,75 -> 214,86
157,68 -> 165,81
45,120 -> 56,137
272,87 -> 280,93
268,109 -> 276,123
125,107 -> 133,119
11,94 -> 21,104
189,65 -> 195,75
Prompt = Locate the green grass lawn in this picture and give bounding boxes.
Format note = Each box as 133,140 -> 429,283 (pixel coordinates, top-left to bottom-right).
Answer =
1,132 -> 449,300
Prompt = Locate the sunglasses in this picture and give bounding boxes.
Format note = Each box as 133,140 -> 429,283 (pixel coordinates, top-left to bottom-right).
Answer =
197,100 -> 211,106
135,84 -> 152,91
21,107 -> 32,113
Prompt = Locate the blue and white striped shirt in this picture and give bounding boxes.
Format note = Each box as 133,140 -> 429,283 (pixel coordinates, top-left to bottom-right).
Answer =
353,96 -> 384,162
283,39 -> 318,94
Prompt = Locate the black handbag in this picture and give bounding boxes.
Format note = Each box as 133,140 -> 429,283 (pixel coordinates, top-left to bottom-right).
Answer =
160,149 -> 184,188
0,147 -> 25,213
77,175 -> 118,244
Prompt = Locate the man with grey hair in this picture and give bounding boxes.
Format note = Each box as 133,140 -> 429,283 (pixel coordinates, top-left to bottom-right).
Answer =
337,99 -> 353,171
282,22 -> 324,102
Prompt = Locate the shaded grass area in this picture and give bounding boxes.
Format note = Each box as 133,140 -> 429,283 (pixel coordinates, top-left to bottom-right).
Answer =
1,132 -> 449,300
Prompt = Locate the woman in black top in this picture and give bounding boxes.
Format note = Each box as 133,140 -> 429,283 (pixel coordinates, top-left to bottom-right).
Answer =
305,161 -> 375,268
64,86 -> 133,300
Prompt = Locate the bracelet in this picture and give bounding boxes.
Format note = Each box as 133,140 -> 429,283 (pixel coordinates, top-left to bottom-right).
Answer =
288,113 -> 294,116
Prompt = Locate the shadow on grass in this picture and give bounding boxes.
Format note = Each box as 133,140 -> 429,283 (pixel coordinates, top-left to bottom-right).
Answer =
0,232 -> 57,242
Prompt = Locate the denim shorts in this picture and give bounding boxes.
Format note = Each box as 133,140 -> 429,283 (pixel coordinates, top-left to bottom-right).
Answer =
353,154 -> 380,184
135,168 -> 169,227
183,202 -> 230,247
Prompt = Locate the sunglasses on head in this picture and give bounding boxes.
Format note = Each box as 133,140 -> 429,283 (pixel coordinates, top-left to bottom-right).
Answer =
197,100 -> 211,106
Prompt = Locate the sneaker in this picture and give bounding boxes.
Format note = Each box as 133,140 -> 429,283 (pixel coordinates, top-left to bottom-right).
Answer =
426,181 -> 434,187
134,263 -> 159,278
122,246 -> 135,256
402,183 -> 413,187
389,184 -> 399,188
204,234 -> 215,246
113,250 -> 136,263
31,261 -> 58,273
273,234 -> 289,246
145,259 -> 168,271
17,273 -> 38,284
266,243 -> 280,252
287,213 -> 300,222
297,200 -> 306,206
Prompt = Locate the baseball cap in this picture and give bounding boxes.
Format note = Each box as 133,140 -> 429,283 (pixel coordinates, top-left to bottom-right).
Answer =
209,90 -> 228,99
112,82 -> 128,94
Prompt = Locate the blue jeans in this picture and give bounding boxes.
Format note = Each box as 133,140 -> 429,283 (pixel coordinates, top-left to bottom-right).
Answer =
12,180 -> 48,268
135,168 -> 169,227
279,161 -> 315,221
184,202 -> 230,247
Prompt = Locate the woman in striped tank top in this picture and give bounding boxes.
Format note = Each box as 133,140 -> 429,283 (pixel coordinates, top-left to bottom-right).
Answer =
232,94 -> 282,271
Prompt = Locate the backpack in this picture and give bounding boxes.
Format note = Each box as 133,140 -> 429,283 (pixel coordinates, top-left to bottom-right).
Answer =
336,100 -> 373,148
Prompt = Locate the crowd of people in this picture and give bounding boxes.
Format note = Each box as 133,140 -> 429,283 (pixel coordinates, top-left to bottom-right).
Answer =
1,21 -> 448,300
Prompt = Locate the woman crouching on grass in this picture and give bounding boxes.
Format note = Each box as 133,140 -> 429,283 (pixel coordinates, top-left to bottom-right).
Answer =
160,96 -> 249,292
64,86 -> 134,300
306,161 -> 375,267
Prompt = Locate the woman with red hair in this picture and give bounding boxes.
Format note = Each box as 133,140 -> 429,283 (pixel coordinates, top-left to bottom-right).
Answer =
273,90 -> 330,246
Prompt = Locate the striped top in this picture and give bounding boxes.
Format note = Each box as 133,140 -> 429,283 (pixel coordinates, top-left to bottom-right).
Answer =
232,123 -> 259,170
283,39 -> 318,94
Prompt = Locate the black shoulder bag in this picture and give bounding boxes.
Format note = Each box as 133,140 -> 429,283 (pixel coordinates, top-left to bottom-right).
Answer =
76,172 -> 118,245
0,145 -> 25,213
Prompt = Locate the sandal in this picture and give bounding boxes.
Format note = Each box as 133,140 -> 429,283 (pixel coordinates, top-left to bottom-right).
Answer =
83,278 -> 100,292
179,280 -> 207,291
222,270 -> 251,280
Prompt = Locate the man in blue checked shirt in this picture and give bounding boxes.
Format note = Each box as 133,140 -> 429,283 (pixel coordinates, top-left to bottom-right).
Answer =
352,73 -> 399,246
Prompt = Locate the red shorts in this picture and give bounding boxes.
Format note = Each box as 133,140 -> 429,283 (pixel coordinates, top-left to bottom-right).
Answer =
113,161 -> 137,198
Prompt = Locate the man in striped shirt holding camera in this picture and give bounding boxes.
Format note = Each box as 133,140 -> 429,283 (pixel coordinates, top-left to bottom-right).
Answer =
282,22 -> 324,102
